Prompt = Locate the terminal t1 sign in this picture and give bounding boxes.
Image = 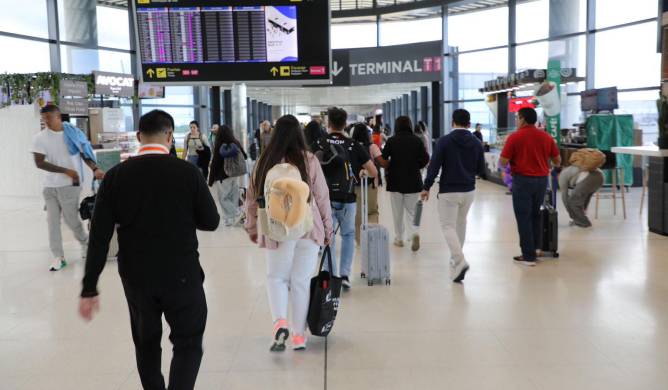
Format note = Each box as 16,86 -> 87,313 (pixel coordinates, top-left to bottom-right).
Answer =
332,41 -> 442,87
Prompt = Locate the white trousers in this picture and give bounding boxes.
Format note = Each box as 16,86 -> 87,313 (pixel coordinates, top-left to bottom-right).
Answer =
214,177 -> 240,222
265,239 -> 319,335
389,192 -> 420,241
437,191 -> 475,265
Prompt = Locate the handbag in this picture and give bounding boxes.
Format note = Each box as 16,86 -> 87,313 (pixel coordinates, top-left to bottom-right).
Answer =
79,194 -> 96,220
79,180 -> 99,220
307,246 -> 343,337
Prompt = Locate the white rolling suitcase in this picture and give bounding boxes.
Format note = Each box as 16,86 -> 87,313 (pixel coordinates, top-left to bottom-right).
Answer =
359,176 -> 391,286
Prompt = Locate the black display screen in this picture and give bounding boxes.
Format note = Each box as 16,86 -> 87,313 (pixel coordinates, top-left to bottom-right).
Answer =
132,0 -> 330,84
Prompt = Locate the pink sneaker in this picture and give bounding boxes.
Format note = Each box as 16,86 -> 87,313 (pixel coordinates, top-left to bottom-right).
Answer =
270,319 -> 289,352
292,334 -> 307,351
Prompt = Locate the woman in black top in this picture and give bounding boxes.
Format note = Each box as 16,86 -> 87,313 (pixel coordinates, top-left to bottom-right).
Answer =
378,116 -> 430,251
209,125 -> 247,226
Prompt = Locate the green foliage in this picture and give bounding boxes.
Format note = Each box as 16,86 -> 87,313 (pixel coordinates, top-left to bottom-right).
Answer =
0,72 -> 94,107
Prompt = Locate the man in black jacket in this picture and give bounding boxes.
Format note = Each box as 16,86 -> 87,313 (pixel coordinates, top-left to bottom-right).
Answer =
378,116 -> 430,252
421,109 -> 485,283
79,110 -> 220,390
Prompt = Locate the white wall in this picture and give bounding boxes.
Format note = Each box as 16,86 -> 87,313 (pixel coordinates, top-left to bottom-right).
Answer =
0,105 -> 95,199
0,105 -> 44,197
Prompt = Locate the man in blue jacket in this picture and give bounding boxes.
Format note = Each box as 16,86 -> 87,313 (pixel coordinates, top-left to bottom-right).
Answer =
421,109 -> 486,283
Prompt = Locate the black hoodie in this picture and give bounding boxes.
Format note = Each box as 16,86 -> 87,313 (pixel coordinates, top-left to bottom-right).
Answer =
424,129 -> 486,193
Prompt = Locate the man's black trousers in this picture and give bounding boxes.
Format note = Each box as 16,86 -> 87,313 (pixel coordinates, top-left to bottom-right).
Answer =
122,279 -> 207,390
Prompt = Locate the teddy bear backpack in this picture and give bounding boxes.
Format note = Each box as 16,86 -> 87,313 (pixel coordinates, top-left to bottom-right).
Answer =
259,163 -> 314,242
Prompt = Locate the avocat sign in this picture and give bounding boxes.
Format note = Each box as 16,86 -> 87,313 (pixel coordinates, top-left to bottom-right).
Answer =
93,71 -> 135,97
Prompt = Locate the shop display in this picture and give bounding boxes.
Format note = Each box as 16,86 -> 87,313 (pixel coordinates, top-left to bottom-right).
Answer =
98,132 -> 140,160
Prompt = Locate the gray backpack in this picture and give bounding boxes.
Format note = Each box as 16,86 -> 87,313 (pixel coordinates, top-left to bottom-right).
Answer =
223,145 -> 248,177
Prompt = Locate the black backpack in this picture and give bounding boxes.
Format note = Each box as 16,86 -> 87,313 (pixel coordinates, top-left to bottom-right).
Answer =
313,137 -> 356,202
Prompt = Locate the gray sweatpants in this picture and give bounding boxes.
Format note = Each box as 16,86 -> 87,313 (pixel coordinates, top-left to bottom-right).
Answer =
43,186 -> 88,258
559,167 -> 604,227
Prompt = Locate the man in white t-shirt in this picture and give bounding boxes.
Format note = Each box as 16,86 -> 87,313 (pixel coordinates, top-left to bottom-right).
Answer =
32,105 -> 105,271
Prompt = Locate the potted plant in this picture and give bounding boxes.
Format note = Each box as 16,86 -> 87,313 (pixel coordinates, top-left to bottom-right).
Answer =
658,92 -> 668,149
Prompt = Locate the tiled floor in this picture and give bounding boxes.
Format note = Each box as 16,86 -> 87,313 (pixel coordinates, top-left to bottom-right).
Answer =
1,180 -> 667,389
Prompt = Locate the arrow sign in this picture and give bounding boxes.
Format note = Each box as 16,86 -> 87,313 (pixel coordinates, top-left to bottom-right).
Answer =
331,61 -> 343,77
270,67 -> 279,77
146,68 -> 155,78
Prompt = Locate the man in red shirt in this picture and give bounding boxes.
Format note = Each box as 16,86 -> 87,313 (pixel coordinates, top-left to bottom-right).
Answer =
500,108 -> 561,266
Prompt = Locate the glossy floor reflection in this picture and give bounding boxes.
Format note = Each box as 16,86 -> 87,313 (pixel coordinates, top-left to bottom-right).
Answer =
1,180 -> 667,389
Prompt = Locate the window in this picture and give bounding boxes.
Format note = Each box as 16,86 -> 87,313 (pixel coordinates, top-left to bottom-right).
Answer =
379,17 -> 442,46
141,106 -> 195,134
57,0 -> 98,45
0,0 -> 49,38
516,0 -> 549,43
457,48 -> 508,100
596,0 -> 658,29
461,101 -> 495,141
0,36 -> 50,73
448,6 -> 508,51
516,41 -> 549,71
617,90 -> 660,143
562,95 -> 583,130
60,46 -> 132,74
332,22 -> 377,49
96,6 -> 130,50
98,50 -> 132,73
147,86 -> 195,106
595,22 -> 660,89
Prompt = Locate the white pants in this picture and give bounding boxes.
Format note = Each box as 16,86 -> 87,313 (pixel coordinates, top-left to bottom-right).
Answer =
437,191 -> 475,266
265,239 -> 319,335
390,192 -> 420,241
214,177 -> 240,222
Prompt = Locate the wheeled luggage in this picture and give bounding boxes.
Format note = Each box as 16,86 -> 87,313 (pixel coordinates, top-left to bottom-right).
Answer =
359,175 -> 391,286
539,172 -> 559,258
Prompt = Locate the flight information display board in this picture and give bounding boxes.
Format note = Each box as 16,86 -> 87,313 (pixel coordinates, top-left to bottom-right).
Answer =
133,0 -> 330,84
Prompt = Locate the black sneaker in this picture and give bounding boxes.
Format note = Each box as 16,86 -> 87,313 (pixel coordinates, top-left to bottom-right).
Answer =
513,256 -> 537,267
341,276 -> 351,290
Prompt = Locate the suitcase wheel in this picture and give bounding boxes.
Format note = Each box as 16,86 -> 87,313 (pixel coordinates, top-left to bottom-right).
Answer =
385,279 -> 391,286
554,252 -> 559,258
368,280 -> 374,286
360,273 -> 366,279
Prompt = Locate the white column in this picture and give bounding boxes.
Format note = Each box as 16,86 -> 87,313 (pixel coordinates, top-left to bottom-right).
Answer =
232,83 -> 248,152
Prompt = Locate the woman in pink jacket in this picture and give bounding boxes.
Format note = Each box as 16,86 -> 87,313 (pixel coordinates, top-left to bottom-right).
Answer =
245,115 -> 333,352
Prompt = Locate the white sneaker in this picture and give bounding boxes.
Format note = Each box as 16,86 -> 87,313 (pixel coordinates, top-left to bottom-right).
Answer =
451,260 -> 470,283
49,257 -> 67,272
393,238 -> 404,247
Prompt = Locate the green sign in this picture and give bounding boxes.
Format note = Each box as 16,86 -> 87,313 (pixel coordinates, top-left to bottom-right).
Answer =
545,60 -> 561,146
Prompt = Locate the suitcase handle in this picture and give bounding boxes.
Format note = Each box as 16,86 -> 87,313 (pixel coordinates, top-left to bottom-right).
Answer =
361,172 -> 368,228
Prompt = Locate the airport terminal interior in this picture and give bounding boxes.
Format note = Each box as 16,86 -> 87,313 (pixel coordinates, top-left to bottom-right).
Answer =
2,0 -> 668,389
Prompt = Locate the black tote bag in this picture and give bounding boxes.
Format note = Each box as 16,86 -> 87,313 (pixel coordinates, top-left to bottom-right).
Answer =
307,246 -> 343,337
